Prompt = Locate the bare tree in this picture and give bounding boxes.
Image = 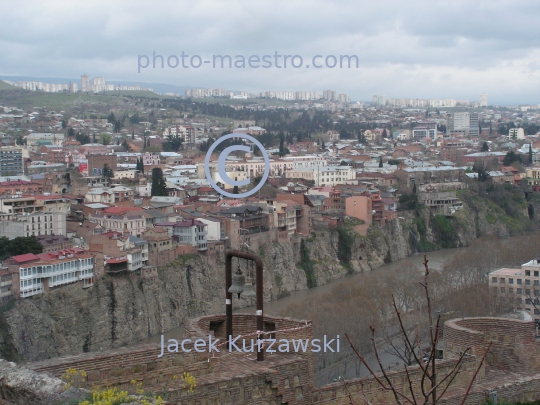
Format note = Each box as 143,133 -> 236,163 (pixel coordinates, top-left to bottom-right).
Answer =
383,317 -> 426,367
345,255 -> 492,405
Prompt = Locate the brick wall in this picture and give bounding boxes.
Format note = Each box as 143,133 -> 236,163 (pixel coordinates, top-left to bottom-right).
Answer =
311,357 -> 482,404
444,317 -> 540,373
27,314 -> 315,404
23,316 -> 540,405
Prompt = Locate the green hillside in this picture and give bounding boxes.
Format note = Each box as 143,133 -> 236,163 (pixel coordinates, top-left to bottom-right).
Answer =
100,90 -> 172,99
0,80 -> 18,90
0,88 -> 171,110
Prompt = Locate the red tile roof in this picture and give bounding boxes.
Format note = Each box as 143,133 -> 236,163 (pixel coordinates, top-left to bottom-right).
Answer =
10,253 -> 40,263
0,180 -> 36,186
102,207 -> 144,215
107,257 -> 128,264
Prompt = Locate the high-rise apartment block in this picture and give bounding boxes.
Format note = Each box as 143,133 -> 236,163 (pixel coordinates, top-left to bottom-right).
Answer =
185,88 -> 227,98
338,93 -> 349,103
81,75 -> 89,92
447,112 -> 471,137
0,147 -> 24,176
469,112 -> 479,137
372,95 -> 386,106
480,93 -> 488,107
323,90 -> 336,101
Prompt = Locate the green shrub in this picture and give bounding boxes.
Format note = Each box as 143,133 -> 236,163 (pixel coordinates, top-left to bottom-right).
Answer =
298,239 -> 316,288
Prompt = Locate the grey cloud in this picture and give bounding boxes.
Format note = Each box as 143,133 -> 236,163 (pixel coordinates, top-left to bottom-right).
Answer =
0,0 -> 538,103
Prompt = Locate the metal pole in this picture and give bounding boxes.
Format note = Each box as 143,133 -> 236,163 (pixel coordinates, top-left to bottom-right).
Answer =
225,251 -> 233,352
225,249 -> 264,361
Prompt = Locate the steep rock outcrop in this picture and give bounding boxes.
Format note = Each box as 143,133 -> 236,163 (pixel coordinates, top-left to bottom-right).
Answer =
0,359 -> 87,404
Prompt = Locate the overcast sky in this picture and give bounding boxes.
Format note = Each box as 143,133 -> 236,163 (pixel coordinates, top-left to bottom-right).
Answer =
1,0 -> 539,104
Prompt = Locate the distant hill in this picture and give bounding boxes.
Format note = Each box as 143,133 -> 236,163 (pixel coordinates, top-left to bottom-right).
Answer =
0,76 -> 192,95
0,80 -> 18,90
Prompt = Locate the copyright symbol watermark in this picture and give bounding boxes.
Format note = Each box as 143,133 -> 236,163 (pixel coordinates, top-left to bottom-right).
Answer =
204,133 -> 270,199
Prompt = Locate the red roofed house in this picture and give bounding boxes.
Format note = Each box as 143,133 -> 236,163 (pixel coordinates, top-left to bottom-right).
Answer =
1,249 -> 94,302
0,180 -> 43,196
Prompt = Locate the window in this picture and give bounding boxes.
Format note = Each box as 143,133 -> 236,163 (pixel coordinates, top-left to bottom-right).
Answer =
535,271 -> 539,277
526,298 -> 532,304
509,278 -> 514,284
526,289 -> 531,295
517,279 -> 522,285
526,270 -> 531,276
501,287 -> 506,293
517,288 -> 523,294
526,279 -> 531,285
535,290 -> 540,296
535,309 -> 540,316
535,280 -> 540,286
509,287 -> 514,293
500,278 -> 506,284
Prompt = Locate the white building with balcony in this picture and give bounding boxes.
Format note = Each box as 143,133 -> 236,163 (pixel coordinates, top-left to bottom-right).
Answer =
155,219 -> 208,251
4,249 -> 94,299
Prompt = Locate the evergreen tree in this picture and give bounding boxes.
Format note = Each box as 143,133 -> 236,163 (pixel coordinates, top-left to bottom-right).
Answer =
321,140 -> 325,149
412,183 -> 417,194
529,144 -> 533,165
481,142 -> 489,152
102,164 -> 113,179
317,137 -> 320,145
279,134 -> 285,157
139,157 -> 145,174
151,168 -> 168,196
503,151 -> 522,166
472,161 -> 489,182
379,157 -> 383,168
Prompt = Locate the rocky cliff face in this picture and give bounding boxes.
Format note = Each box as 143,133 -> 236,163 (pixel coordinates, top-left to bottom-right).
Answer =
0,222 -> 406,363
1,187 -> 539,363
0,359 -> 87,405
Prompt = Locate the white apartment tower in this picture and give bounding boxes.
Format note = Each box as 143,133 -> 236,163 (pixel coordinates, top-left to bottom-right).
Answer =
447,112 -> 471,137
372,95 -> 386,106
323,90 -> 336,101
338,94 -> 350,104
480,94 -> 488,107
81,75 -> 89,92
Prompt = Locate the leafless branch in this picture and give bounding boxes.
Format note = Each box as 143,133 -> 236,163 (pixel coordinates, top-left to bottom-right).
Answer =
341,378 -> 357,405
457,342 -> 492,405
344,254 -> 491,405
391,295 -> 424,369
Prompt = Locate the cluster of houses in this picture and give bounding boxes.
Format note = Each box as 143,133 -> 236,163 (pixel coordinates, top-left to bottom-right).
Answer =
1,100 -> 540,304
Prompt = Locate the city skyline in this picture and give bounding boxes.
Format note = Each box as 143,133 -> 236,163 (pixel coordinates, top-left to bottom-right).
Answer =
2,75 -> 497,107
